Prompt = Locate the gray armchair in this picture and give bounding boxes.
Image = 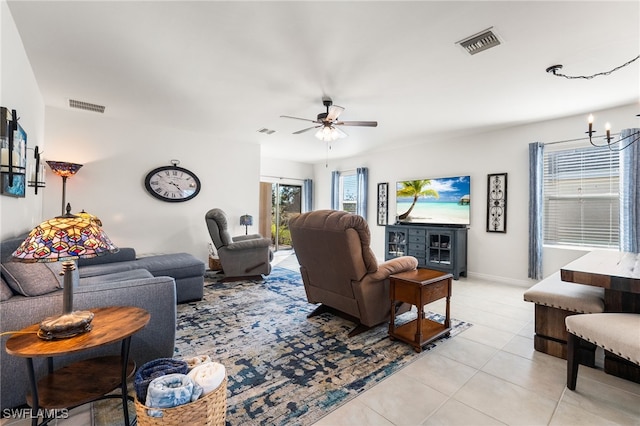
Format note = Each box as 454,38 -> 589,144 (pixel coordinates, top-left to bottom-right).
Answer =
205,208 -> 273,278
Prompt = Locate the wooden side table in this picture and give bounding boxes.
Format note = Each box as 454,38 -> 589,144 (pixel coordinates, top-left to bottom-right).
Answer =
5,306 -> 150,426
388,269 -> 452,352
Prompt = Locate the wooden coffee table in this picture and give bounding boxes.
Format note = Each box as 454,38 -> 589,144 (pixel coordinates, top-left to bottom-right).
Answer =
388,268 -> 452,352
5,306 -> 150,426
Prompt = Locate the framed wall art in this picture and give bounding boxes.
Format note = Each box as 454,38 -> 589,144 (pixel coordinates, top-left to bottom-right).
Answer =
487,173 -> 507,233
1,173 -> 26,197
1,107 -> 27,198
377,182 -> 389,226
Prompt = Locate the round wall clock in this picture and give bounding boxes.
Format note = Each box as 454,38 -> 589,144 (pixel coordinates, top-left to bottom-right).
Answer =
144,161 -> 201,202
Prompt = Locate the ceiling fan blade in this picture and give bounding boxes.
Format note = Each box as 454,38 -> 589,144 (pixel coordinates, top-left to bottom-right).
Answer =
335,120 -> 378,127
280,115 -> 318,123
326,105 -> 345,121
293,126 -> 320,134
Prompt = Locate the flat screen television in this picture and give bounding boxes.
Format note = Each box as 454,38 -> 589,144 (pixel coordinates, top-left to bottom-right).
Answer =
395,176 -> 470,226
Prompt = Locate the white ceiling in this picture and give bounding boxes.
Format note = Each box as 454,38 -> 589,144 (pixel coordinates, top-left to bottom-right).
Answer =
7,1 -> 640,163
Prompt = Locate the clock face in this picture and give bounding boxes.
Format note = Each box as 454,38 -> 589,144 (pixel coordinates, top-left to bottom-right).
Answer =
144,166 -> 201,202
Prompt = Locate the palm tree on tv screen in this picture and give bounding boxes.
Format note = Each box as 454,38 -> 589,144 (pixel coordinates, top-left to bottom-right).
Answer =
397,180 -> 439,220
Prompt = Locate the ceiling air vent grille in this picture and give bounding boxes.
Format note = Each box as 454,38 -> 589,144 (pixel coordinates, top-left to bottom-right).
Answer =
69,99 -> 106,113
257,128 -> 276,135
456,28 -> 501,55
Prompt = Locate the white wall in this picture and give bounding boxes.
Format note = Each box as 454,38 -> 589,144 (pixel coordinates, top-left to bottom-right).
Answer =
0,1 -> 45,240
312,103 -> 638,286
261,157 -> 313,183
42,106 -> 261,264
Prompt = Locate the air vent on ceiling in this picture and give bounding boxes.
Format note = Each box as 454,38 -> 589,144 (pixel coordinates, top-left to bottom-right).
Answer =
456,27 -> 501,55
257,128 -> 276,135
69,99 -> 106,113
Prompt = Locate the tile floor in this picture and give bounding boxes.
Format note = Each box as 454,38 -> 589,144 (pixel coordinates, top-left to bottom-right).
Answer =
3,251 -> 639,425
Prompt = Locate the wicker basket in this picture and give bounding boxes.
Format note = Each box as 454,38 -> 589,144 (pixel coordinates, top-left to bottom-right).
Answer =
208,256 -> 223,272
135,377 -> 227,426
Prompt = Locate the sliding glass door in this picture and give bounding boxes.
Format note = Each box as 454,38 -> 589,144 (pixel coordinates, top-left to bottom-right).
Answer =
271,183 -> 301,251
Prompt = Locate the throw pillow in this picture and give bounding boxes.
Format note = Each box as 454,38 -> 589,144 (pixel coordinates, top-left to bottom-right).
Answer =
1,261 -> 63,297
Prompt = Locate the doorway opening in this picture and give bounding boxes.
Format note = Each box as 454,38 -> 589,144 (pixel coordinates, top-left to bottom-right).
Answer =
259,182 -> 301,252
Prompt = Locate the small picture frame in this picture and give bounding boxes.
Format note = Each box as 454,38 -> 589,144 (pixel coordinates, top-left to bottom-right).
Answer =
1,108 -> 27,198
487,173 -> 507,233
377,182 -> 389,226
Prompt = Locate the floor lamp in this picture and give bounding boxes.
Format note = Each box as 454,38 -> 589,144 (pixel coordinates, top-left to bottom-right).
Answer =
46,161 -> 83,215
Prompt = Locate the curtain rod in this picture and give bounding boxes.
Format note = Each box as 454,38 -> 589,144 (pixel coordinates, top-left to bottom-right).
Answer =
260,175 -> 307,182
543,133 -> 621,146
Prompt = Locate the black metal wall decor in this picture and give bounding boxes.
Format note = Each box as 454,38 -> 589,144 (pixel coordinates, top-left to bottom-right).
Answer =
27,146 -> 46,194
377,182 -> 389,226
487,173 -> 507,233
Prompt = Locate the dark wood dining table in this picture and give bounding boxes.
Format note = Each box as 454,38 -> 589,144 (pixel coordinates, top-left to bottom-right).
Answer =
560,250 -> 640,382
560,250 -> 640,313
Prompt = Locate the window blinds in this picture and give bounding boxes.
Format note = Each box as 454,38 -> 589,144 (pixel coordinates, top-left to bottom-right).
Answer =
543,145 -> 620,248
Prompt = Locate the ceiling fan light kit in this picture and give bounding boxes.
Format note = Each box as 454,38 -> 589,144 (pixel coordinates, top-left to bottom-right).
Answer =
281,97 -> 377,142
315,125 -> 347,142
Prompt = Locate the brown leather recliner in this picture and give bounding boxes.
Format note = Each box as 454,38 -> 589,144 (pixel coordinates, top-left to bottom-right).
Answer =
288,210 -> 418,335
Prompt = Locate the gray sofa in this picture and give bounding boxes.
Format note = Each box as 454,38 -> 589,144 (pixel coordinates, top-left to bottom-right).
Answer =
0,234 -> 204,410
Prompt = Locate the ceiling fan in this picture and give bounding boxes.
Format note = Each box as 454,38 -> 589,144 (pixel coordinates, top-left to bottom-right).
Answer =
280,97 -> 378,141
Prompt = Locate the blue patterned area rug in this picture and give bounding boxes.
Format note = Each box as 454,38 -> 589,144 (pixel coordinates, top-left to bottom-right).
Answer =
171,267 -> 472,426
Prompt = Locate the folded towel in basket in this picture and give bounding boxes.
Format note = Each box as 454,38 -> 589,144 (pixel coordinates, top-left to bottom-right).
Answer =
145,373 -> 203,417
184,354 -> 212,370
134,358 -> 189,403
187,361 -> 226,395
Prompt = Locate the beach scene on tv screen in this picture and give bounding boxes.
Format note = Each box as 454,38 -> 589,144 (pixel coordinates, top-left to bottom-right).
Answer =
396,176 -> 470,225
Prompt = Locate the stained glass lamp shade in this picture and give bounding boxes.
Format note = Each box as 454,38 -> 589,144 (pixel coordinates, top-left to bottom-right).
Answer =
77,209 -> 103,227
12,205 -> 118,339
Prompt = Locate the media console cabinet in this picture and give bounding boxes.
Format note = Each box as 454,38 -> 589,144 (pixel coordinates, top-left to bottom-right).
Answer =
385,224 -> 467,279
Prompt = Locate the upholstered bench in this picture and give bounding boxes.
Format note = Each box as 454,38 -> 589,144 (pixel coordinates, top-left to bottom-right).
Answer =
524,271 -> 604,365
566,313 -> 640,389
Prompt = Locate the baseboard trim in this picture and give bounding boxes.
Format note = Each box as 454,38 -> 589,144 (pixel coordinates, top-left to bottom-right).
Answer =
466,271 -> 533,288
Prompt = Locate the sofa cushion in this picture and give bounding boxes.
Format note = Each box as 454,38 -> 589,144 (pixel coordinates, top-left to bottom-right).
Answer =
78,262 -> 138,278
79,268 -> 154,286
135,253 -> 205,280
0,277 -> 13,301
1,261 -> 68,296
77,247 -> 137,267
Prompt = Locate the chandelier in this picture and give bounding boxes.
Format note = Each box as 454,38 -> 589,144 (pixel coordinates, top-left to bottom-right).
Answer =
587,114 -> 639,151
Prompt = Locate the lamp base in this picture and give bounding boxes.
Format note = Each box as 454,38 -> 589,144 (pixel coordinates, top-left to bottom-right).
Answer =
38,310 -> 94,340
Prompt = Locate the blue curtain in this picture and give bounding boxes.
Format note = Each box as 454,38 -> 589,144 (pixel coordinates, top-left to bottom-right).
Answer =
528,142 -> 544,279
356,167 -> 368,219
331,171 -> 340,210
303,179 -> 313,213
619,128 -> 640,252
